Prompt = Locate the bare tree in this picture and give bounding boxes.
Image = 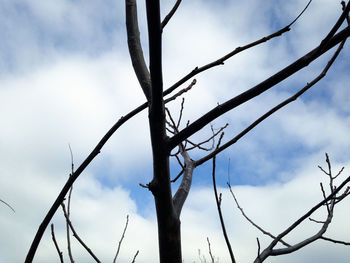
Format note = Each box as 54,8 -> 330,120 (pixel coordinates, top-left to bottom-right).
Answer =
24,1 -> 350,263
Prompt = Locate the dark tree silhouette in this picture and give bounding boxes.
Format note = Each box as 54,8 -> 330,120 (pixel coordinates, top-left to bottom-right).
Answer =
24,1 -> 350,262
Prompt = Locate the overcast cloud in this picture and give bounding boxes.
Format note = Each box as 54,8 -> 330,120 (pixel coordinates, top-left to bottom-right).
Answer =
0,0 -> 349,262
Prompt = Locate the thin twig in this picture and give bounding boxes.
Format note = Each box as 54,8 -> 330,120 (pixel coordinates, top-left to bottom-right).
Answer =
185,124 -> 229,152
51,224 -> 64,263
177,98 -> 185,129
320,236 -> 350,246
66,144 -> 75,263
212,136 -> 236,263
227,184 -> 291,247
131,250 -> 139,263
0,198 -> 15,213
113,215 -> 130,263
61,203 -> 101,263
164,1 -> 313,97
255,154 -> 350,262
171,169 -> 184,183
206,237 -> 215,263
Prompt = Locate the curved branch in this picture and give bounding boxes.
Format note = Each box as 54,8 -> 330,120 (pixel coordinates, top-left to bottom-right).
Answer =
126,0 -> 151,100
0,198 -> 15,213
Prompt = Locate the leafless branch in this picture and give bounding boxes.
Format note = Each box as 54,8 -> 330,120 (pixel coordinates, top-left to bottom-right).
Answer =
320,1 -> 350,51
0,198 -> 15,213
342,1 -> 350,24
171,169 -> 184,183
227,184 -> 291,247
161,0 -> 182,29
212,136 -> 236,263
320,236 -> 350,246
177,98 -> 185,129
125,0 -> 151,100
164,1 -> 313,97
256,238 -> 261,262
206,237 -> 215,263
309,218 -> 326,224
334,167 -> 345,179
24,2 -> 350,261
131,250 -> 139,263
172,146 -> 195,216
254,154 -> 350,262
51,224 -> 64,263
198,249 -> 207,263
66,145 -> 74,263
168,24 -> 350,151
185,124 -> 229,152
61,203 -> 101,263
164,79 -> 197,104
113,215 -> 130,263
195,30 -> 347,166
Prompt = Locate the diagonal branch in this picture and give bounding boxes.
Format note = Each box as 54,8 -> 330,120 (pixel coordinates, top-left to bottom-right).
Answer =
195,33 -> 347,166
161,0 -> 182,29
24,79 -> 197,262
126,0 -> 151,100
61,203 -> 101,263
51,224 -> 64,263
113,215 -> 130,263
168,25 -> 350,150
256,174 -> 350,262
163,0 -> 313,97
0,198 -> 15,213
227,184 -> 291,247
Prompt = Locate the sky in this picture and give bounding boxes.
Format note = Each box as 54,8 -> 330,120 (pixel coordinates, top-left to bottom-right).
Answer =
0,0 -> 350,262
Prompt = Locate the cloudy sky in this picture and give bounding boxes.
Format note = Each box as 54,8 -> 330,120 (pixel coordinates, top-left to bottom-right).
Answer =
1,0 -> 350,262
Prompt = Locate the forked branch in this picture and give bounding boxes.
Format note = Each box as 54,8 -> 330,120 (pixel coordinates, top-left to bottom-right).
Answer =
253,154 -> 350,262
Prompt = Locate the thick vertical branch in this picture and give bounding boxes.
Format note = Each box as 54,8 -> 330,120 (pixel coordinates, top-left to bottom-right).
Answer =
145,1 -> 181,263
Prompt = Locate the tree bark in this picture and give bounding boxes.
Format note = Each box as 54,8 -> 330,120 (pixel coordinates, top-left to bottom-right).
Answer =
145,0 -> 182,262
